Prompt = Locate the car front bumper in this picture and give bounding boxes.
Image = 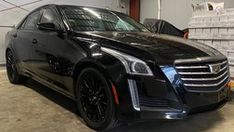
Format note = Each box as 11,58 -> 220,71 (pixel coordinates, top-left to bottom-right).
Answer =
116,66 -> 231,122
139,91 -> 229,120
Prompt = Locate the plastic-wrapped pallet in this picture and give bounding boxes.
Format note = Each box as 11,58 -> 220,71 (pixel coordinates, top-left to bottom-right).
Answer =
189,8 -> 234,77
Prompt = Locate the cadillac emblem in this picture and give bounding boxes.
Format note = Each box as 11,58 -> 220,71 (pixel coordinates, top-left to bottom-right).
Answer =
209,64 -> 221,74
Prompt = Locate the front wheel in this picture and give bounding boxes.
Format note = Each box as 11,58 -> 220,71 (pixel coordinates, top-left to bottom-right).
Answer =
76,68 -> 118,131
6,50 -> 26,84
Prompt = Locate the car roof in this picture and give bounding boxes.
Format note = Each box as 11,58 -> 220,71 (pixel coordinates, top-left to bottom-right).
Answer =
33,4 -> 123,14
17,4 -> 128,30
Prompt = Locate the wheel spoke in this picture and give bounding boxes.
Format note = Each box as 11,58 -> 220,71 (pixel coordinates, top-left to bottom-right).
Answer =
96,102 -> 104,119
83,77 -> 90,89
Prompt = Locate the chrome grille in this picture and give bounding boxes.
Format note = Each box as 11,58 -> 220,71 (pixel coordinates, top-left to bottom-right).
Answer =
175,60 -> 230,92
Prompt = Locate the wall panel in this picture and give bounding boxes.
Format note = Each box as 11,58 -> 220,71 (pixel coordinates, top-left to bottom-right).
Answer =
140,0 -> 234,29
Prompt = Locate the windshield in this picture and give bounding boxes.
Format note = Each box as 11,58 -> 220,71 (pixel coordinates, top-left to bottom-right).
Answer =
60,6 -> 149,32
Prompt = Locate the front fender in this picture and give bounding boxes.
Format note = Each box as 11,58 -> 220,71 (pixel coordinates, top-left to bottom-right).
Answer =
73,52 -> 134,121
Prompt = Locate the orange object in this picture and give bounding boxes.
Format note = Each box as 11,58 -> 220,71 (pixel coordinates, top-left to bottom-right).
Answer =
227,81 -> 234,89
130,0 -> 140,22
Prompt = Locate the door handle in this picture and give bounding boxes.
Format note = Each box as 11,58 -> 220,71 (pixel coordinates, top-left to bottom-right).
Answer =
32,39 -> 38,44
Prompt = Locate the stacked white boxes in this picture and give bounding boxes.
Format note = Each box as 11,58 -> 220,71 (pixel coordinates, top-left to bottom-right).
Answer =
189,8 -> 234,77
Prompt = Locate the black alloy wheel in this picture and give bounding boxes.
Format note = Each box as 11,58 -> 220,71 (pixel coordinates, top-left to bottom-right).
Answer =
6,50 -> 25,84
76,68 -> 118,130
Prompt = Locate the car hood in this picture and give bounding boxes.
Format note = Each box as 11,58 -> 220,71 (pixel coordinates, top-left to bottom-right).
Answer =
74,31 -> 224,65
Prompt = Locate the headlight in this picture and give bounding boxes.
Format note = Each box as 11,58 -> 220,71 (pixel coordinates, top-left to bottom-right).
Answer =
102,47 -> 153,76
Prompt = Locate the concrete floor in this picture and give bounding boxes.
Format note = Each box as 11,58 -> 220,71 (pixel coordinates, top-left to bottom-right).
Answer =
1,67 -> 234,132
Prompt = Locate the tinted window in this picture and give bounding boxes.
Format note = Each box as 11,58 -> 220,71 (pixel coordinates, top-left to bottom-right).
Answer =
24,11 -> 40,30
60,6 -> 149,32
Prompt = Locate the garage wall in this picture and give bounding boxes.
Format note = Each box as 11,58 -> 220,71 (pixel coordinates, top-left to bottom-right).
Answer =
0,0 -> 129,64
140,0 -> 158,24
140,0 -> 234,30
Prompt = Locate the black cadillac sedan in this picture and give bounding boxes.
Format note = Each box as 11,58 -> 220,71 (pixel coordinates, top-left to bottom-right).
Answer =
5,4 -> 231,131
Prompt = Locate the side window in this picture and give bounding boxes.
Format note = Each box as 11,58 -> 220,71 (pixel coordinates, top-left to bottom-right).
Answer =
24,11 -> 40,30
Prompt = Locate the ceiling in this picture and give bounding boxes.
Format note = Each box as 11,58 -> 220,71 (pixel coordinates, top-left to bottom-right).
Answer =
0,0 -> 46,12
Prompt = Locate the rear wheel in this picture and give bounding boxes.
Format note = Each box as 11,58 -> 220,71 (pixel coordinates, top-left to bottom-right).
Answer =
76,68 -> 118,131
6,50 -> 26,84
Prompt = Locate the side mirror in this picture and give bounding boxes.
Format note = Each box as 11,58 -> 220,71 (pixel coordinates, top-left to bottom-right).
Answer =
38,23 -> 56,31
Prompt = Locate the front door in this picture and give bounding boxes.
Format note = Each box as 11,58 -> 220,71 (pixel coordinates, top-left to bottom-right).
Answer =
13,10 -> 40,73
30,7 -> 82,95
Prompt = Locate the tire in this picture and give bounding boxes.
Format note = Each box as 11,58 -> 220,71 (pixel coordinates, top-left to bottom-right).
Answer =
76,68 -> 119,131
6,50 -> 26,84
